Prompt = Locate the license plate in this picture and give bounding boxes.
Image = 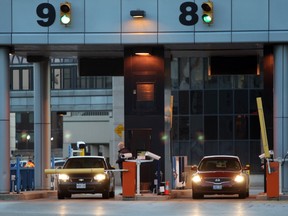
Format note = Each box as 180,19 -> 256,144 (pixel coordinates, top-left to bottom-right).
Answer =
76,183 -> 86,189
213,184 -> 222,190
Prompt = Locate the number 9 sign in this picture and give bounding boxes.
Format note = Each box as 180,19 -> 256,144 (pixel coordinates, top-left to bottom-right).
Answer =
36,3 -> 55,27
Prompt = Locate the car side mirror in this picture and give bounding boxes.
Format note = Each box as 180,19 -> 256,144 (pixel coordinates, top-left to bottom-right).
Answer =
191,165 -> 198,171
243,164 -> 250,170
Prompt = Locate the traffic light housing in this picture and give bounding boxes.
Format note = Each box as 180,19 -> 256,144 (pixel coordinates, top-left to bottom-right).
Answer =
60,2 -> 71,25
201,1 -> 213,24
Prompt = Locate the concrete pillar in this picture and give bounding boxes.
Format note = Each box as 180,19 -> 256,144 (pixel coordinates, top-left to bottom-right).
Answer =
111,76 -> 124,185
274,45 -> 288,193
34,60 -> 51,190
0,47 -> 10,193
164,56 -> 172,186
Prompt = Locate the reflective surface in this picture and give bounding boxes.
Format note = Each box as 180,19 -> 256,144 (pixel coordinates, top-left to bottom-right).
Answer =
0,190 -> 288,216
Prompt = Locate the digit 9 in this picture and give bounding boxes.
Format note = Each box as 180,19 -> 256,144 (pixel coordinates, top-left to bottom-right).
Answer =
36,3 -> 56,27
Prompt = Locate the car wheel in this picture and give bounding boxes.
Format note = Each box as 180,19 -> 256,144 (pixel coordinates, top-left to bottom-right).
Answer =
102,191 -> 109,199
57,191 -> 65,199
109,191 -> 115,198
192,192 -> 204,199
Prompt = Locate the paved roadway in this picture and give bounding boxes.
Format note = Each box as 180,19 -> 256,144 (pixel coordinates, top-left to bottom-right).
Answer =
0,192 -> 288,216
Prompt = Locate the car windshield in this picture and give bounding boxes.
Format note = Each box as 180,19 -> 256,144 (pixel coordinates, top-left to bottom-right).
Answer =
198,158 -> 241,171
64,158 -> 106,169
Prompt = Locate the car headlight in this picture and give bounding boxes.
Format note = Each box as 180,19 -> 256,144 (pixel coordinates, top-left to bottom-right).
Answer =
234,175 -> 245,183
192,174 -> 202,183
59,174 -> 70,181
94,173 -> 106,181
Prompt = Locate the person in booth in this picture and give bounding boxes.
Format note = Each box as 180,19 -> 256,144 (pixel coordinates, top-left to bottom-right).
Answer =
116,142 -> 131,183
24,159 -> 35,168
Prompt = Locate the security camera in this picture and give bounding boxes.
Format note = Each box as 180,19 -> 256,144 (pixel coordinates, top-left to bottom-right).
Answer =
77,141 -> 86,149
121,153 -> 133,159
145,151 -> 161,161
259,153 -> 265,159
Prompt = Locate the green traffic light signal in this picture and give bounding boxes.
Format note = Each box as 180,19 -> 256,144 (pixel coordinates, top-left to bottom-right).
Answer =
201,1 -> 213,24
60,2 -> 71,25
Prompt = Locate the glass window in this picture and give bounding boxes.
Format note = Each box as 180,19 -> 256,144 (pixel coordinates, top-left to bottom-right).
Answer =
204,141 -> 218,155
172,116 -> 179,140
219,116 -> 233,139
178,141 -> 190,157
171,141 -> 180,156
22,69 -> 30,90
171,58 -> 179,90
12,69 -> 20,90
219,90 -> 233,114
190,141 -> 204,165
16,113 -> 21,123
204,90 -> 218,114
235,141 -> 249,165
52,68 -> 61,89
11,68 -> 32,90
190,115 -> 203,141
190,91 -> 203,114
235,90 -> 248,114
235,115 -> 248,139
248,75 -> 263,89
179,58 -> 190,90
219,76 -> 233,89
190,57 -> 203,89
179,116 -> 189,140
204,116 -> 218,140
234,75 -> 248,89
250,115 -> 260,139
63,68 -> 72,89
219,141 -> 234,155
204,75 -> 218,89
179,91 -> 189,114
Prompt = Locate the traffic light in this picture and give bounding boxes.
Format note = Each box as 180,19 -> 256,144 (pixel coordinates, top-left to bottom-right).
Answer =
201,1 -> 213,24
60,2 -> 71,25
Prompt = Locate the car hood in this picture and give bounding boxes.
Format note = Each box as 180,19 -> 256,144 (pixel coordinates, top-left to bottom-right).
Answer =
196,170 -> 243,177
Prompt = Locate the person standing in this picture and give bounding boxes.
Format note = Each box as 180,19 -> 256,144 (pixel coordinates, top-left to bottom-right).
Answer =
116,142 -> 131,183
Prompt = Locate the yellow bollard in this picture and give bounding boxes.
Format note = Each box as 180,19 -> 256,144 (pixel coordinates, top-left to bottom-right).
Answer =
80,148 -> 85,156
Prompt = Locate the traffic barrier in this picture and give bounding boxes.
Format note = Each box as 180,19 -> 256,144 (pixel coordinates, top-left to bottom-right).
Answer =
164,181 -> 170,195
10,168 -> 34,192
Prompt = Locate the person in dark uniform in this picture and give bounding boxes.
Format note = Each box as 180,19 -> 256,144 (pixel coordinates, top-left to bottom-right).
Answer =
116,142 -> 131,183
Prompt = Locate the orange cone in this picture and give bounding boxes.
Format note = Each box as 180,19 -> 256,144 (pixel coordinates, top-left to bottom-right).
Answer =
164,181 -> 170,195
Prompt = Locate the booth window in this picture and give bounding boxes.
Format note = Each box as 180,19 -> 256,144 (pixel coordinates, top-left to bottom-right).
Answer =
137,83 -> 154,101
135,82 -> 155,112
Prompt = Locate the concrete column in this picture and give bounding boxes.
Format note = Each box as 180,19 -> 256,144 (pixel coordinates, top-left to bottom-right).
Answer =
111,76 -> 124,185
34,60 -> 51,190
0,47 -> 10,193
274,45 -> 288,193
164,57 -> 172,186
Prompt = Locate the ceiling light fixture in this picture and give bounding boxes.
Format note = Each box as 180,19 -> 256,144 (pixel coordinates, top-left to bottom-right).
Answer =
130,10 -> 146,18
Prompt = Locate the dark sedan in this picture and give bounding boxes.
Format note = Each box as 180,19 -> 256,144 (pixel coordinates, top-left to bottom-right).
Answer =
57,156 -> 115,199
191,155 -> 250,199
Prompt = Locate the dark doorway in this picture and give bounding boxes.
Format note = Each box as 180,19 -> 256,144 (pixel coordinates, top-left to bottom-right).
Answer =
126,129 -> 151,156
126,129 -> 153,186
